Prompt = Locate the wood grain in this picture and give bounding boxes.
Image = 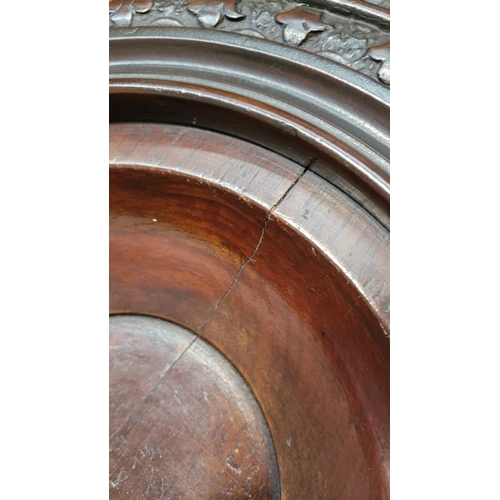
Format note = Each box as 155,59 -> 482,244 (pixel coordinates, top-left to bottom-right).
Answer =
110,123 -> 304,331
202,185 -> 389,498
273,170 -> 390,497
109,122 -> 389,499
110,315 -> 280,500
275,169 -> 390,336
110,123 -> 303,211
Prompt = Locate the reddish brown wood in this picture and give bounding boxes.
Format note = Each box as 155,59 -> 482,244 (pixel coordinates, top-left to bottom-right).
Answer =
110,315 -> 280,499
110,123 -> 303,332
203,194 -> 389,498
109,122 -> 389,499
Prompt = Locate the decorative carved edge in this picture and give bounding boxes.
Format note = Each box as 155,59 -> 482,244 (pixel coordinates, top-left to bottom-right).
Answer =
307,0 -> 389,28
187,0 -> 244,28
109,0 -> 390,86
368,43 -> 390,85
275,7 -> 328,46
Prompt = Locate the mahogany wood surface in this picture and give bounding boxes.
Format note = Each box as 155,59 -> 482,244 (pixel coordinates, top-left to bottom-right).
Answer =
110,122 -> 389,499
110,315 -> 280,499
110,123 -> 303,331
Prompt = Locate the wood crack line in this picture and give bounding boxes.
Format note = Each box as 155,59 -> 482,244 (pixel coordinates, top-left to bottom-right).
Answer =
110,164 -> 311,447
109,336 -> 197,440
200,163 -> 311,334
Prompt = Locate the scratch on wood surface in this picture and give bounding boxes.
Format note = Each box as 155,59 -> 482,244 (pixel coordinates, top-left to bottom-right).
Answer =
110,468 -> 129,489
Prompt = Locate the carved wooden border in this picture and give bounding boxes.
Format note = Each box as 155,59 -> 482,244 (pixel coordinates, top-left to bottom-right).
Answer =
109,0 -> 390,85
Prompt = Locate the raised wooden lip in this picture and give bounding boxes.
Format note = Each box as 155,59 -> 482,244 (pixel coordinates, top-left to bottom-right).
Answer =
109,27 -> 390,229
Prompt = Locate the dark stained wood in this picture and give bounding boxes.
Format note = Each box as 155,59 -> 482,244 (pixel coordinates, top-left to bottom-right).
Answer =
203,178 -> 389,498
273,170 -> 390,496
109,314 -> 195,434
109,25 -> 390,228
109,123 -> 303,212
110,123 -> 304,332
109,122 -> 389,499
110,315 -> 280,500
275,169 -> 390,335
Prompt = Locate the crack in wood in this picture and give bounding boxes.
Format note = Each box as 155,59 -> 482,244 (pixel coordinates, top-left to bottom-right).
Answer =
200,162 -> 311,335
110,336 -> 198,441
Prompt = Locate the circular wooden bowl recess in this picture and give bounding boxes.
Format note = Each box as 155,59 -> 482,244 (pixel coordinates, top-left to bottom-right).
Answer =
110,2 -> 389,499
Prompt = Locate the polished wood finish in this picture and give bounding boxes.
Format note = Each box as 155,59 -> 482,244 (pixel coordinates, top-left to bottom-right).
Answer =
110,315 -> 279,499
110,123 -> 389,499
110,123 -> 303,331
